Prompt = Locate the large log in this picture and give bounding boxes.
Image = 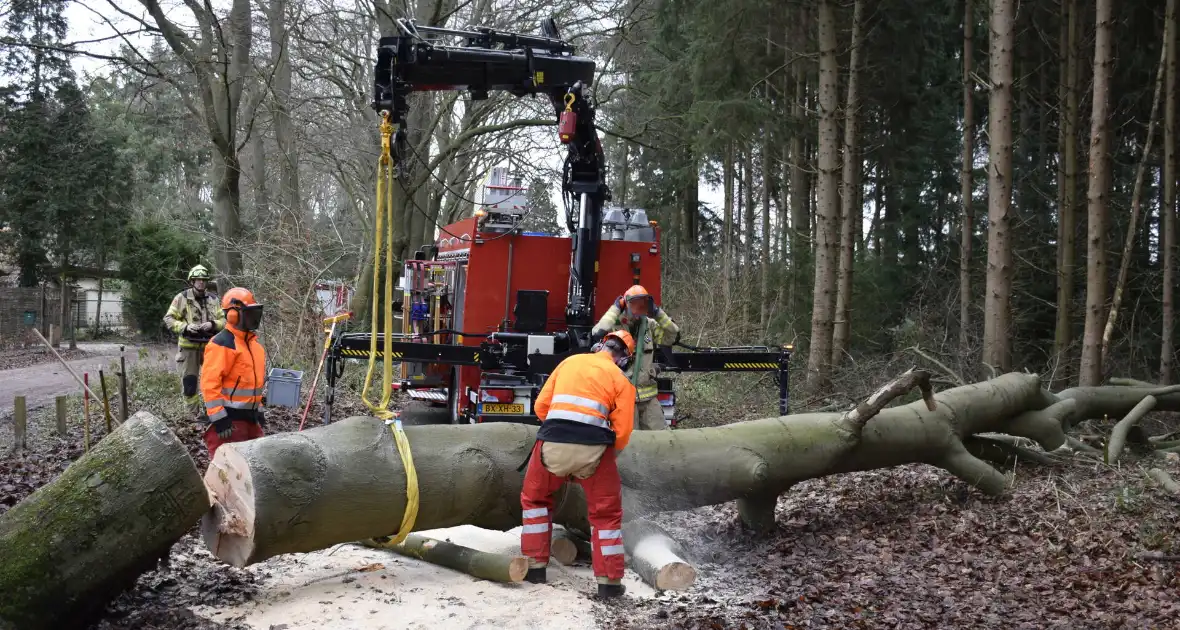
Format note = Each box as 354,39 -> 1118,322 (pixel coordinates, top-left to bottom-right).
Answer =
0,412 -> 207,630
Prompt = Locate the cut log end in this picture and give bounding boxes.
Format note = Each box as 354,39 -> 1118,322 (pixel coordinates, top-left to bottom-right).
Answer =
201,446 -> 258,568
507,556 -> 529,582
653,561 -> 697,591
551,536 -> 577,566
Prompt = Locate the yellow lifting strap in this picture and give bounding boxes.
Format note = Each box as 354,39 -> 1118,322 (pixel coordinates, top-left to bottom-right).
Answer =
360,111 -> 419,545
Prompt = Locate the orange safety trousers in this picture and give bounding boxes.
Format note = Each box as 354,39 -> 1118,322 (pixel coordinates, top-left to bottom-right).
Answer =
519,440 -> 624,582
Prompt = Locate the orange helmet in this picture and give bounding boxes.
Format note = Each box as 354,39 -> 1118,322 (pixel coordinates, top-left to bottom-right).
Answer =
603,330 -> 636,356
222,287 -> 264,331
622,285 -> 652,316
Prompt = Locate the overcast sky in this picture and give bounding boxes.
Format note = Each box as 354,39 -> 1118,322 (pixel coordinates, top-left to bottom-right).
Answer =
59,1 -> 727,237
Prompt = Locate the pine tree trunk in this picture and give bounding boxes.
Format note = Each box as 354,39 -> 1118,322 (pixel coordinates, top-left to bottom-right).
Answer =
982,0 -> 1016,373
959,0 -> 975,355
807,0 -> 841,390
1101,23 -> 1168,366
744,149 -> 756,334
723,144 -> 734,313
1162,0 -> 1178,383
761,138 -> 773,332
832,0 -> 864,368
1055,0 -> 1079,387
1080,0 -> 1114,386
790,67 -> 808,320
92,252 -> 105,337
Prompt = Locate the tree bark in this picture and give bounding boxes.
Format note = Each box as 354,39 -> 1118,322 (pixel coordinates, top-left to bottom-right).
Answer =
723,144 -> 734,312
744,149 -> 756,332
1106,395 -> 1157,464
790,64 -> 809,320
361,534 -> 528,583
982,0 -> 1015,373
1080,0 -> 1113,386
202,370 -> 1124,572
1163,0 -> 1178,383
0,412 -> 207,630
1101,26 -> 1168,366
1055,0 -> 1079,386
808,0 -> 841,390
832,0 -> 864,368
960,0 -> 975,355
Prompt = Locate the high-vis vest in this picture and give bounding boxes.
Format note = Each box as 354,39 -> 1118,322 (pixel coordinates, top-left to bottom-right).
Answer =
534,351 -> 637,452
201,326 -> 267,423
592,303 -> 679,402
164,289 -> 226,349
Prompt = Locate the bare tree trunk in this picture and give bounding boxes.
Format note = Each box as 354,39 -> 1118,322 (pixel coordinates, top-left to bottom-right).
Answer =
761,139 -> 772,333
982,0 -> 1015,373
92,252 -> 104,337
1101,23 -> 1168,365
808,0 -> 840,390
1080,0 -> 1114,386
832,0 -> 864,368
959,0 -> 975,355
268,0 -> 302,227
212,155 -> 246,281
1163,0 -> 1178,383
723,144 -> 734,310
743,149 -> 755,334
790,67 -> 808,319
1055,0 -> 1079,386
683,148 -> 699,250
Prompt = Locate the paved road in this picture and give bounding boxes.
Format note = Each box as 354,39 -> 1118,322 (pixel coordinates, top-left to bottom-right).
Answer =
0,342 -> 172,417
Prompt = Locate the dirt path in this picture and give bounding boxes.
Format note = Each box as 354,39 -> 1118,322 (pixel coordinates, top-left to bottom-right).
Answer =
0,342 -> 172,417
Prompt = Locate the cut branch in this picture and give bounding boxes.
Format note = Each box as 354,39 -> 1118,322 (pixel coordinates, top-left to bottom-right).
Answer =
1107,395 -> 1157,463
1147,468 -> 1180,494
361,534 -> 528,583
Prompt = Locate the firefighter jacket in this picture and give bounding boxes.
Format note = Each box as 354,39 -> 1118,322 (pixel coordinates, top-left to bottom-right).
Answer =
534,351 -> 637,452
201,325 -> 267,424
592,301 -> 680,402
163,289 -> 226,349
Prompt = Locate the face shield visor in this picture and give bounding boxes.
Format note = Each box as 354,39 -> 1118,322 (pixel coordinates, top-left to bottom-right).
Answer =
238,304 -> 264,331
626,295 -> 651,318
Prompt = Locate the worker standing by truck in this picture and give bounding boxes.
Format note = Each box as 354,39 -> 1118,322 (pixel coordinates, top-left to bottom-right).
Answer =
591,285 -> 680,430
520,330 -> 636,599
163,264 -> 225,418
201,287 -> 268,458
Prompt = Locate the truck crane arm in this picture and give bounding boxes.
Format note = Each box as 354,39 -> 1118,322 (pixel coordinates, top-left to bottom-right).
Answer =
372,18 -> 608,334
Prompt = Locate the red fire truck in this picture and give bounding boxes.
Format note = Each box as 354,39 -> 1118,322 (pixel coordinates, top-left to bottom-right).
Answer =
321,18 -> 792,426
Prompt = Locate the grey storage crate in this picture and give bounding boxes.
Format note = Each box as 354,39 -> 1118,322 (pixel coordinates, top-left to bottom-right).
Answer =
267,368 -> 304,408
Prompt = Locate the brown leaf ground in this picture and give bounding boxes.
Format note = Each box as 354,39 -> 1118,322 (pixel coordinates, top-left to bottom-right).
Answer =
596,462 -> 1180,629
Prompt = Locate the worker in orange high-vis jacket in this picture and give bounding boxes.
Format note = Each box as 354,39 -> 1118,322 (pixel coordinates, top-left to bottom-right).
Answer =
520,330 -> 636,599
201,287 -> 267,459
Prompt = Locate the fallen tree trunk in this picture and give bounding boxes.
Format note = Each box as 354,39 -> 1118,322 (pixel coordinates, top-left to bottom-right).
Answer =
203,370 -> 934,566
0,412 -> 207,630
361,534 -> 528,583
201,372 -> 1169,575
1107,395 -> 1157,463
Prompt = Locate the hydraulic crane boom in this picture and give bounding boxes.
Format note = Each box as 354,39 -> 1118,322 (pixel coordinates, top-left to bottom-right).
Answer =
372,17 -> 610,339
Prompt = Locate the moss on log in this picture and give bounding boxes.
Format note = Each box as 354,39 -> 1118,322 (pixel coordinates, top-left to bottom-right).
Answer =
0,412 -> 207,630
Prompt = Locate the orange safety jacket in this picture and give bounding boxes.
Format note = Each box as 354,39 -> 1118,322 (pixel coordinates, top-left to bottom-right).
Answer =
534,351 -> 636,451
201,324 -> 267,423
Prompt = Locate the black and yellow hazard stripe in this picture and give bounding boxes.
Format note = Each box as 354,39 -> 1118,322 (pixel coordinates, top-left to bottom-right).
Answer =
341,349 -> 405,358
721,362 -> 779,369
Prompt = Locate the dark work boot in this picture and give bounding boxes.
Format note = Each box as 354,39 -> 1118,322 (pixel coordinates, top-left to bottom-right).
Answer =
596,583 -> 626,599
525,567 -> 547,584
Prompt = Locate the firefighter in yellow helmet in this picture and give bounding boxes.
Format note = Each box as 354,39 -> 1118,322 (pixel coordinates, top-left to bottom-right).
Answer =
590,285 -> 680,430
163,264 -> 225,418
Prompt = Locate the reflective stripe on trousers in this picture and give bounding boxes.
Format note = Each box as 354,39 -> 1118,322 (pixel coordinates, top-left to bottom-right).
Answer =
520,440 -> 624,580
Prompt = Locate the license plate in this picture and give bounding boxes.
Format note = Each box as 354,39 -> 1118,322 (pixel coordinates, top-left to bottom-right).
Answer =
483,403 -> 524,414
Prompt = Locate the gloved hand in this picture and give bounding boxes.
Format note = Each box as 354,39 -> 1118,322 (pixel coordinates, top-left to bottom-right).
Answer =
186,323 -> 203,335
200,321 -> 214,332
256,411 -> 267,429
211,417 -> 233,440
651,305 -> 662,318
673,330 -> 681,345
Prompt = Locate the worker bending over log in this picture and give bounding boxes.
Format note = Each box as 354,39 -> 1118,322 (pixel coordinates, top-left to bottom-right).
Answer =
520,330 -> 637,598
